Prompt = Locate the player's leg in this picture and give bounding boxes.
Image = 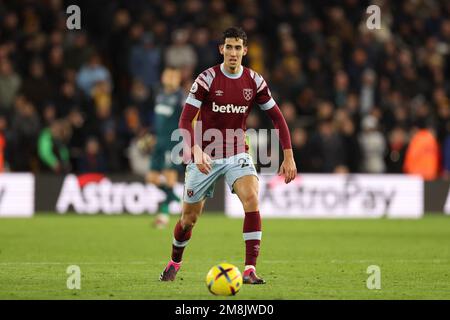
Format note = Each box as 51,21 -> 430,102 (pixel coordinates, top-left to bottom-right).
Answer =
172,200 -> 205,262
225,152 -> 265,284
232,175 -> 266,284
159,151 -> 182,209
160,161 -> 223,281
146,170 -> 170,228
162,168 -> 180,203
160,200 -> 205,281
148,147 -> 181,228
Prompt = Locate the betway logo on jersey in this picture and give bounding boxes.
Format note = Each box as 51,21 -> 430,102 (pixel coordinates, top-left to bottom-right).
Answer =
212,102 -> 248,114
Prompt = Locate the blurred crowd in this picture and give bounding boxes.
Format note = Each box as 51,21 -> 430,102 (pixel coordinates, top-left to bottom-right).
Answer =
0,0 -> 449,180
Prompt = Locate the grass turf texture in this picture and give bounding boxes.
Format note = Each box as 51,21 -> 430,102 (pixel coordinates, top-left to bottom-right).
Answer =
0,214 -> 449,299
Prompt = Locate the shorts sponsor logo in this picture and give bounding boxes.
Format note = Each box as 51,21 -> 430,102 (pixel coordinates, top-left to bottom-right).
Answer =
187,189 -> 194,197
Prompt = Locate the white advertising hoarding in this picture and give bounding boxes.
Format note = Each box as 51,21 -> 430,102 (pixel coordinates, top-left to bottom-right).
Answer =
0,173 -> 35,217
56,174 -> 183,214
225,174 -> 424,219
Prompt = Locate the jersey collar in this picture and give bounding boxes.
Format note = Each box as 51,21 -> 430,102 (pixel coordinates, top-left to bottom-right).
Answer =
220,63 -> 243,79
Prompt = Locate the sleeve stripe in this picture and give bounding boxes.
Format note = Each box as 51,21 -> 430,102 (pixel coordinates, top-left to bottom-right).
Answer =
205,68 -> 215,78
185,95 -> 202,108
195,78 -> 209,92
199,74 -> 210,86
200,71 -> 214,88
259,98 -> 276,111
253,72 -> 264,89
257,81 -> 267,93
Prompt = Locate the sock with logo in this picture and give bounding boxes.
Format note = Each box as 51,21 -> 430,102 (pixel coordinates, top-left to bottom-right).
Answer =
171,220 -> 193,263
243,211 -> 262,267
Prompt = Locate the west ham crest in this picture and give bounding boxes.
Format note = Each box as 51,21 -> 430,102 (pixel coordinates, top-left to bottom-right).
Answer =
243,88 -> 253,101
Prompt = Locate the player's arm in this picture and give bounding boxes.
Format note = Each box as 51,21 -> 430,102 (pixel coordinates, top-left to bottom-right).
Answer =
253,72 -> 297,183
178,77 -> 212,174
265,106 -> 297,183
178,104 -> 212,174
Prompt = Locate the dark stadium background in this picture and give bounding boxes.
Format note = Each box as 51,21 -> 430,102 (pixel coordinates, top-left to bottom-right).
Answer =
0,0 -> 448,178
1,0 -> 450,302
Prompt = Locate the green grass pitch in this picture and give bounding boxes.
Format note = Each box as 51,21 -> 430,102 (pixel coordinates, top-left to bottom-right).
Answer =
0,214 -> 449,299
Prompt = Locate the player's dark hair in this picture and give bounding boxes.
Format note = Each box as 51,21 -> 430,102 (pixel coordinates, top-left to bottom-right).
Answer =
222,27 -> 247,46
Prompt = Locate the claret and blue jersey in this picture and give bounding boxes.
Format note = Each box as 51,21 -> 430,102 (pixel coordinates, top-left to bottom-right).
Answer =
185,63 -> 276,158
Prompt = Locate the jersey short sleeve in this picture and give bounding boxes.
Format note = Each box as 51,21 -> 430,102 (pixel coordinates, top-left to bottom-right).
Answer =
185,68 -> 215,108
252,71 -> 276,111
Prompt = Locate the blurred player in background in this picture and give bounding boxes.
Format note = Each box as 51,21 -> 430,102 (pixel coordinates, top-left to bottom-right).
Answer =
160,27 -> 297,284
147,67 -> 184,229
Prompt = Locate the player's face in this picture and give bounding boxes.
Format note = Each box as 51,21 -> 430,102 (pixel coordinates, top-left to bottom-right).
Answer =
220,38 -> 247,72
162,69 -> 181,90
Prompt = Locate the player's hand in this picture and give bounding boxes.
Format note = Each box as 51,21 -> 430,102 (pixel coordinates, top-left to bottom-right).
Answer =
192,145 -> 212,174
278,150 -> 297,184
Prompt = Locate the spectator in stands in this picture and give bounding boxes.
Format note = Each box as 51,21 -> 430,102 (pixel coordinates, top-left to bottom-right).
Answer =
8,96 -> 41,171
67,108 -> 87,173
127,130 -> 155,176
333,70 -> 349,108
56,81 -> 81,118
279,101 -> 298,128
47,45 -> 65,87
309,118 -> 346,173
38,119 -> 71,174
192,27 -> 220,75
291,126 -> 313,173
443,135 -> 450,180
129,32 -> 162,89
41,102 -> 57,127
119,105 -> 143,147
336,111 -> 361,173
359,69 -> 377,116
1,11 -> 20,42
385,127 -> 409,173
101,125 -> 126,173
65,32 -> 93,71
76,52 -> 112,97
108,9 -> 132,99
359,115 -> 386,174
78,136 -> 107,173
0,58 -> 21,112
434,87 -> 450,144
403,120 -> 440,180
21,58 -> 55,110
164,28 -> 198,80
128,78 -> 154,128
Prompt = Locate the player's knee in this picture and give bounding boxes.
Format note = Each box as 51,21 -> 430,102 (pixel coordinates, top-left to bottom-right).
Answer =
181,217 -> 197,230
242,192 -> 259,210
181,211 -> 199,230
